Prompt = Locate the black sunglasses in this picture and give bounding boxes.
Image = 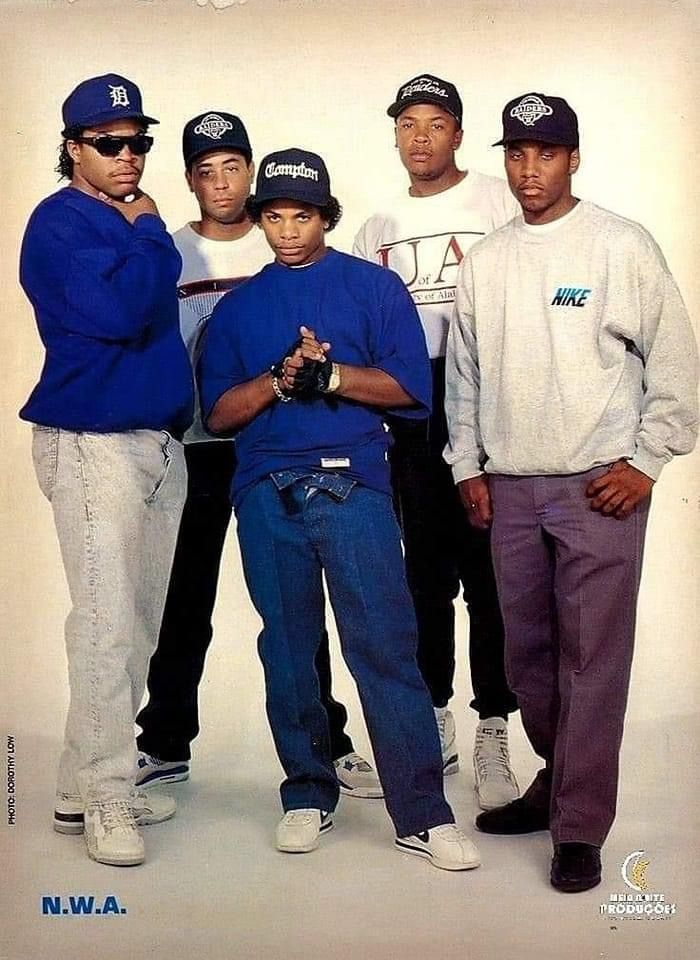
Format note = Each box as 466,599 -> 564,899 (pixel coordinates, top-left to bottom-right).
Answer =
72,134 -> 154,157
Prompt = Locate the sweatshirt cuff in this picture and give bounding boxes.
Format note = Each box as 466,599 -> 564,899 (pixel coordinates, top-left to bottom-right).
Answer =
629,445 -> 666,481
450,458 -> 485,484
132,213 -> 167,233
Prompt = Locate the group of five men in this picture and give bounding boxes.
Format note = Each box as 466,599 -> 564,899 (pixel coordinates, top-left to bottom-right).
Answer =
20,72 -> 697,893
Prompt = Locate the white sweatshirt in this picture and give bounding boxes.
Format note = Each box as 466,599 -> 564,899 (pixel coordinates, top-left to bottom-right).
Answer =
173,223 -> 271,442
353,171 -> 517,358
444,200 -> 699,481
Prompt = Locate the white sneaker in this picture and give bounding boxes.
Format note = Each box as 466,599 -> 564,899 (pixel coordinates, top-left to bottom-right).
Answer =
434,707 -> 459,775
334,752 -> 384,799
84,800 -> 145,866
275,809 -> 334,853
136,752 -> 190,788
473,717 -> 520,810
395,823 -> 481,871
54,789 -> 176,835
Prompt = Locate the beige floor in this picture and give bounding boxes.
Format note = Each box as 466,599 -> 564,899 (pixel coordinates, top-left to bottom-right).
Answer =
3,469 -> 698,959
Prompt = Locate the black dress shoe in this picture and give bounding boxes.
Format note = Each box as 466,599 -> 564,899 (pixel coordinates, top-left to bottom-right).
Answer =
551,842 -> 602,892
475,798 -> 550,835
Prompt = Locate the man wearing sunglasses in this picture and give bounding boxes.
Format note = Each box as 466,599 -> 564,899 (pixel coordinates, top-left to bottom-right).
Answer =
19,74 -> 193,867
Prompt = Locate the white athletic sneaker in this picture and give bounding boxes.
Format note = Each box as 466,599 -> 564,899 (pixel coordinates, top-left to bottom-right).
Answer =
84,800 -> 145,866
395,823 -> 481,871
54,789 -> 176,835
434,707 -> 459,775
135,751 -> 190,788
473,717 -> 520,810
334,752 -> 384,799
275,809 -> 334,853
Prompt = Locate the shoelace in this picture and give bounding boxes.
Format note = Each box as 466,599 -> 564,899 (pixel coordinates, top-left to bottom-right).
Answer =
430,824 -> 470,843
138,753 -> 161,768
474,731 -> 513,780
341,752 -> 371,772
282,810 -> 327,825
100,800 -> 137,833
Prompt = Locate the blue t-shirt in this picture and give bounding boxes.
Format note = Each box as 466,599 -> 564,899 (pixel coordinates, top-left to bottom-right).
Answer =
199,249 -> 431,506
19,187 -> 194,435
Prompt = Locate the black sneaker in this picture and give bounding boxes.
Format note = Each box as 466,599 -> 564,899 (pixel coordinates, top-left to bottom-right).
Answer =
551,842 -> 602,893
475,797 -> 549,835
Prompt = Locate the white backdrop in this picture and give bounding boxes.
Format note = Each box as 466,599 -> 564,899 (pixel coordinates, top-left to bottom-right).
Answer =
1,2 -> 698,959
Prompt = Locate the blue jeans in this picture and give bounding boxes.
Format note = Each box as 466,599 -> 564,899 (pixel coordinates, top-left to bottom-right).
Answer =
236,471 -> 453,838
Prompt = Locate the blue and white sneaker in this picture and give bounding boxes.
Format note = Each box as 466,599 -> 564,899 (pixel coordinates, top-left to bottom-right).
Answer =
395,823 -> 481,871
334,752 -> 383,799
435,707 -> 459,775
54,789 -> 176,835
135,752 -> 190,788
276,809 -> 334,853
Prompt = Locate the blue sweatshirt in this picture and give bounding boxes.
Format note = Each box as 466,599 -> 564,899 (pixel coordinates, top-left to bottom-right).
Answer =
199,249 -> 431,507
19,187 -> 194,435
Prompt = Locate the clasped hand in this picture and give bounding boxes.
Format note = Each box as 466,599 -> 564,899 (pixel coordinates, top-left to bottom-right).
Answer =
273,326 -> 333,398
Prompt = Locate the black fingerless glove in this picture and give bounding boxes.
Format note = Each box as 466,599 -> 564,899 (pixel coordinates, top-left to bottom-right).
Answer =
271,339 -> 332,399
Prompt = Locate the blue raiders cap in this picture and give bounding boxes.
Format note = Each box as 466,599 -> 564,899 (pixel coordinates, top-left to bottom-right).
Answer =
493,93 -> 579,147
62,74 -> 158,133
182,112 -> 252,168
252,148 -> 331,207
387,73 -> 463,127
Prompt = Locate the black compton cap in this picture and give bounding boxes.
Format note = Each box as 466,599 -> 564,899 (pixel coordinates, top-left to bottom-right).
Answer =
62,74 -> 158,133
493,93 -> 579,147
183,112 -> 252,167
387,74 -> 463,127
252,148 -> 331,207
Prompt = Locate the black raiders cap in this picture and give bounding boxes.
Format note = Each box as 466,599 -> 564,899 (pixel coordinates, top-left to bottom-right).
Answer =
493,93 -> 579,147
182,112 -> 252,167
387,74 -> 463,127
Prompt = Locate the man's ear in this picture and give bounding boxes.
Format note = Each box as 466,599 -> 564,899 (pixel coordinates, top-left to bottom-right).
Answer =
66,140 -> 82,164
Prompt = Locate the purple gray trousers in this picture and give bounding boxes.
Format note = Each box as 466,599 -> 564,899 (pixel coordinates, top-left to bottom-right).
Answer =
488,466 -> 650,846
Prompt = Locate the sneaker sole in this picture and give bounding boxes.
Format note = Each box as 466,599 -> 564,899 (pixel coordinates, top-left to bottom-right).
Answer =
136,768 -> 190,788
276,818 -> 334,854
53,814 -> 85,836
86,848 -> 145,867
54,806 -> 176,835
338,783 -> 384,799
475,787 -> 522,811
394,838 -> 480,871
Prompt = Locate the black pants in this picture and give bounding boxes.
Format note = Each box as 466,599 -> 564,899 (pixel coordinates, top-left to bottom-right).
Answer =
388,358 -> 517,718
136,441 -> 354,762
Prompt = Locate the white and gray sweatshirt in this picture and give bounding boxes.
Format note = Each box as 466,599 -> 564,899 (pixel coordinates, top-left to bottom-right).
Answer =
444,200 -> 698,482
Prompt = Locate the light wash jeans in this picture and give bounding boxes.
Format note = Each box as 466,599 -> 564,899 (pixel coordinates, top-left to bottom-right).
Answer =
32,426 -> 186,803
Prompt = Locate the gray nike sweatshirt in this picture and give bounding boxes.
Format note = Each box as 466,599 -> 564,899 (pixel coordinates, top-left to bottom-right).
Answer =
444,200 -> 698,482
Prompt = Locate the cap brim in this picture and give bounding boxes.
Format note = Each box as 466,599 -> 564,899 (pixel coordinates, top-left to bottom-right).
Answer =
249,191 -> 331,209
186,143 -> 252,166
387,95 -> 461,125
492,134 -> 577,147
63,111 -> 159,135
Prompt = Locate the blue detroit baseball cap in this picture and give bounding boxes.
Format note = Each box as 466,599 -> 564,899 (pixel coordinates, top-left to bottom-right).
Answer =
252,148 -> 331,207
61,74 -> 158,133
